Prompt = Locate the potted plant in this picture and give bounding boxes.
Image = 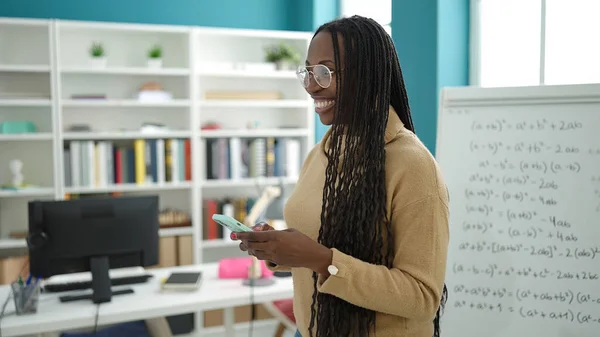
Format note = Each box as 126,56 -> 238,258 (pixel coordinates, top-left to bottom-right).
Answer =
147,45 -> 163,68
89,42 -> 106,68
264,43 -> 300,70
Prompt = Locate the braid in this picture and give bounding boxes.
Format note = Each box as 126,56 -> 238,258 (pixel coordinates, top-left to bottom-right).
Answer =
308,16 -> 447,337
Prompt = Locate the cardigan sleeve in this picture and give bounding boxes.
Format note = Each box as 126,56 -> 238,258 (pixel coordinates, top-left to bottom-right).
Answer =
316,194 -> 449,320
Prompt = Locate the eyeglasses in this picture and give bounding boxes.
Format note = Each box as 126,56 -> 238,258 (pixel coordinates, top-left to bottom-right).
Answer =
296,64 -> 336,89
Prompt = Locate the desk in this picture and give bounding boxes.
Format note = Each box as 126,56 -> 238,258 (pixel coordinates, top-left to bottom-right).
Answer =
0,263 -> 294,337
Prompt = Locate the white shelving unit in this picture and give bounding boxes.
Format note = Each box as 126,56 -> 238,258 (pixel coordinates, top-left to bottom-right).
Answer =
0,18 -> 314,268
0,18 -> 57,254
194,26 -> 313,263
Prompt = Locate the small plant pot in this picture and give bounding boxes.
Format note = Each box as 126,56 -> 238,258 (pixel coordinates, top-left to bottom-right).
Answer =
89,57 -> 107,68
275,60 -> 296,71
147,58 -> 163,69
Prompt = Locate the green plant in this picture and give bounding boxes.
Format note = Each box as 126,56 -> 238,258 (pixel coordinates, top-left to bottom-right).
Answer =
148,45 -> 162,59
264,43 -> 300,64
89,42 -> 105,58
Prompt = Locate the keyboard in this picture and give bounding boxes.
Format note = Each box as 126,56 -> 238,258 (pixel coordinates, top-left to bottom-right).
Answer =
44,274 -> 153,293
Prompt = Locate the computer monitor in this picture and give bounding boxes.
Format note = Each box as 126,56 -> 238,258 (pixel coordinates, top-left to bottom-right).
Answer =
26,195 -> 159,304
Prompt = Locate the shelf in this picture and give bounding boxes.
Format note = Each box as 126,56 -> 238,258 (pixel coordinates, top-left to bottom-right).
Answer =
0,18 -> 314,263
63,131 -> 192,140
196,26 -> 312,40
199,99 -> 309,108
201,128 -> 309,138
57,20 -> 190,33
159,227 -> 193,237
0,239 -> 27,250
0,17 -> 50,27
0,188 -> 55,198
198,69 -> 297,79
60,67 -> 190,76
0,65 -> 50,73
64,182 -> 193,194
0,99 -> 52,106
62,99 -> 190,108
202,239 -> 238,249
0,133 -> 53,141
202,177 -> 297,188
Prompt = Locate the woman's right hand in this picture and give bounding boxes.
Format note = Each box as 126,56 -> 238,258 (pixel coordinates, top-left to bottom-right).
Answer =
236,221 -> 274,254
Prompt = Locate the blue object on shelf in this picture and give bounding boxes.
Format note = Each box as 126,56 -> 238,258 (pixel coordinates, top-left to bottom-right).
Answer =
0,121 -> 37,134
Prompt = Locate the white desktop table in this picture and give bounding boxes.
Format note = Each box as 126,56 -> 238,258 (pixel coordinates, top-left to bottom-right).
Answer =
0,263 -> 294,337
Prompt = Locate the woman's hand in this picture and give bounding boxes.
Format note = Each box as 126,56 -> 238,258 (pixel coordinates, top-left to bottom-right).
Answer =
233,225 -> 333,275
235,221 -> 272,253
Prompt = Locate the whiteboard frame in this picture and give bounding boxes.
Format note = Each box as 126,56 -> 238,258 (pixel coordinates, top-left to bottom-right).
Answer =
439,83 -> 600,110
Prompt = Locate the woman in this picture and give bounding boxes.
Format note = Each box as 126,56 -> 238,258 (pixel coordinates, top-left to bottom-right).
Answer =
233,15 -> 449,337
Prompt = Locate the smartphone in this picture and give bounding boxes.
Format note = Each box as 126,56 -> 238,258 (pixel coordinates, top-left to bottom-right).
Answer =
212,214 -> 252,233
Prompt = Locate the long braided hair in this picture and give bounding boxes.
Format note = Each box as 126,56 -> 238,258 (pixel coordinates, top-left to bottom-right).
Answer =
308,15 -> 448,337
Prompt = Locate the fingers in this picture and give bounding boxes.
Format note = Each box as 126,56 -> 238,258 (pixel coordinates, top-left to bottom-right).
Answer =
234,227 -> 276,256
235,230 -> 274,242
246,241 -> 274,261
246,241 -> 270,251
250,221 -> 266,232
252,222 -> 275,231
252,250 -> 271,261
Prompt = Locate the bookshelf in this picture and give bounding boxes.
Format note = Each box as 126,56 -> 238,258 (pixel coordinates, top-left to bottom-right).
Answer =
0,18 -> 56,255
0,17 -> 314,267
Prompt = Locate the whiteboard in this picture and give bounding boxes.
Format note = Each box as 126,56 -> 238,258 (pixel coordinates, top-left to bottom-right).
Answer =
436,83 -> 600,337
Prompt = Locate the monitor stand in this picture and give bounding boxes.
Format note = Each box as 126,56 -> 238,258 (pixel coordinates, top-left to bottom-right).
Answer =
91,256 -> 114,303
58,256 -> 134,304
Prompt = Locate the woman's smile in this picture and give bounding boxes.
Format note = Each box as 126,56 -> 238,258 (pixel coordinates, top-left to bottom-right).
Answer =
313,99 -> 335,114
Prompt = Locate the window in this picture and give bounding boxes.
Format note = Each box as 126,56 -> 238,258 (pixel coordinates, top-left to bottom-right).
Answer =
544,0 -> 600,85
339,0 -> 392,35
472,0 -> 600,86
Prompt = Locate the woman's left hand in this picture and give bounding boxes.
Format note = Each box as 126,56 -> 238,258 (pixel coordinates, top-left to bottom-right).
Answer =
234,229 -> 332,274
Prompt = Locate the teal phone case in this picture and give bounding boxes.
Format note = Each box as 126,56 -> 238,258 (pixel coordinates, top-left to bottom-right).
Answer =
212,214 -> 252,233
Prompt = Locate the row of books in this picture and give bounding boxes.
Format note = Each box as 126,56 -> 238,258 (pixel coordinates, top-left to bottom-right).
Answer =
202,197 -> 257,241
64,139 -> 192,188
206,137 -> 301,180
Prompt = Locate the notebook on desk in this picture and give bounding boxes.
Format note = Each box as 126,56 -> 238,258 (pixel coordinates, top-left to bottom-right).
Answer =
161,272 -> 202,291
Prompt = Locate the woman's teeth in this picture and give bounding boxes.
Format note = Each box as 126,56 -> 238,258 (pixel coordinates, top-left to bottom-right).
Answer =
315,100 -> 335,109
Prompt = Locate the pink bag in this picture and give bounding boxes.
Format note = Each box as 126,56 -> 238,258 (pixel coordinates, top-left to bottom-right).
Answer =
218,257 -> 274,279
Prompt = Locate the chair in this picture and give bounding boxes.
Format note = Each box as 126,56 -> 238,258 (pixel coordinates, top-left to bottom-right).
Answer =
262,299 -> 296,337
